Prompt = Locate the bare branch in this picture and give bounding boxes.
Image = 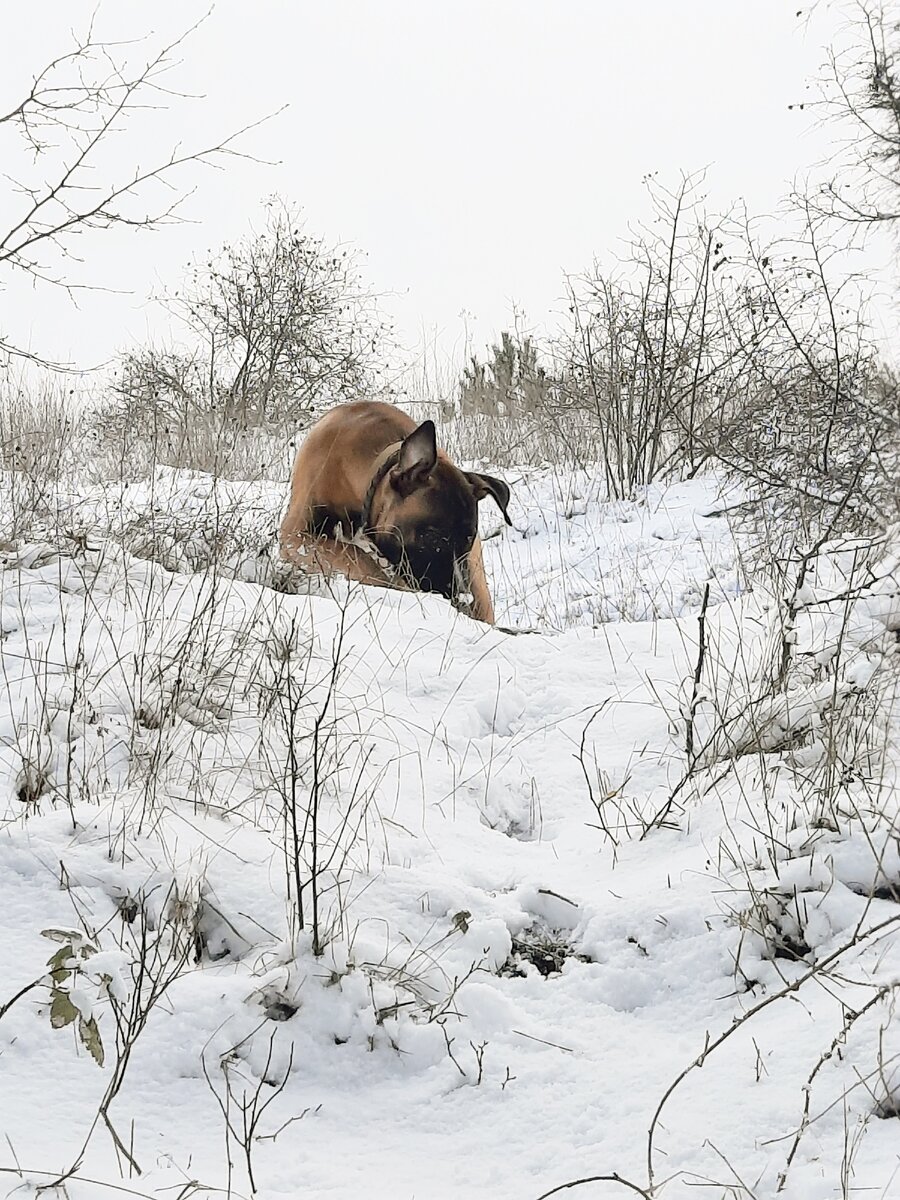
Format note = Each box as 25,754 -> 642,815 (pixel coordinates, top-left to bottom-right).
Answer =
0,14 -> 279,364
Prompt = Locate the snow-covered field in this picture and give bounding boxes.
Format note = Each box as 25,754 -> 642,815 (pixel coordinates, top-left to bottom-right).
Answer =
1,463 -> 898,1200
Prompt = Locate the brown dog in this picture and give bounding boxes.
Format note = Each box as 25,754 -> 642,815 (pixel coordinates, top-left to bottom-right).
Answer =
279,401 -> 511,623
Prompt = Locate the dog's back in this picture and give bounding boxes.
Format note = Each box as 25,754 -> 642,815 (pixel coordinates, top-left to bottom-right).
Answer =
283,401 -> 416,537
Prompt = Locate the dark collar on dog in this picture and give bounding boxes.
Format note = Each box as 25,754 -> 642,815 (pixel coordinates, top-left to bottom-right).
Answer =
360,446 -> 401,530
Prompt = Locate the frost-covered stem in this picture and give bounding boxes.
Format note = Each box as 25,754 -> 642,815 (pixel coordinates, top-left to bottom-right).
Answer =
777,981 -> 899,1192
308,605 -> 348,956
816,545 -> 867,820
310,706 -> 322,955
535,1173 -> 652,1199
683,229 -> 713,474
203,1032 -> 293,1196
645,910 -> 900,1189
285,672 -> 306,937
56,559 -> 96,823
576,701 -> 619,846
804,200 -> 842,476
685,581 -> 711,765
71,888 -> 192,1179
567,284 -> 618,499
775,554 -> 811,692
0,977 -> 44,1023
775,462 -> 870,693
649,179 -> 685,484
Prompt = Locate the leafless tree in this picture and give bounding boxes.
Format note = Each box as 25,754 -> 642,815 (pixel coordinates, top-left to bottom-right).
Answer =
0,14 -> 265,367
107,198 -> 393,439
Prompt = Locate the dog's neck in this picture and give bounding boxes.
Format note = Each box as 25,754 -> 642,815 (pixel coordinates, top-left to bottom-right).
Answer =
360,442 -> 402,531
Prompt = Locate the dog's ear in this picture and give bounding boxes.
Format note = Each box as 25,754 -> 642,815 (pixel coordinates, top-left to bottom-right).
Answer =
393,420 -> 437,496
467,472 -> 512,525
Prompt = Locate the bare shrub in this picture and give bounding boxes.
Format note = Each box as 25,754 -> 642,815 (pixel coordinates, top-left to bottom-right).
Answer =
706,198 -> 898,557
440,173 -> 887,503
100,198 -> 394,467
558,174 -> 733,495
92,396 -> 295,482
813,0 -> 900,226
435,177 -> 730,481
0,381 -> 77,541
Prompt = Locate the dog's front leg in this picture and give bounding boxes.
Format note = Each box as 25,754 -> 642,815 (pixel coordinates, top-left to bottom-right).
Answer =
464,538 -> 496,624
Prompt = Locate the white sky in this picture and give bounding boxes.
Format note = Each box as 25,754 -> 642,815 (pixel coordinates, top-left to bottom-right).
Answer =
0,1 -> 894,375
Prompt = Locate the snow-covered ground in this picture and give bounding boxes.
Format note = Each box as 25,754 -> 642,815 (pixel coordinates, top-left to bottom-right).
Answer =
1,464 -> 898,1200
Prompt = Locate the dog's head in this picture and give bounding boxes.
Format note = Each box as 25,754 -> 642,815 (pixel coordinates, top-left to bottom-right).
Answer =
366,420 -> 511,601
